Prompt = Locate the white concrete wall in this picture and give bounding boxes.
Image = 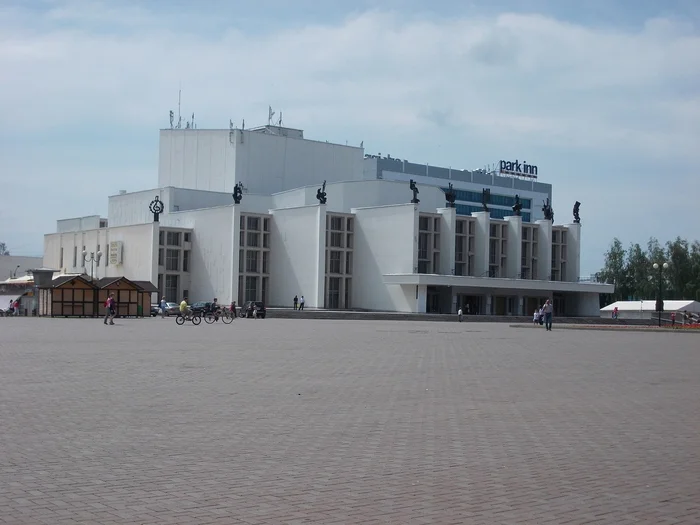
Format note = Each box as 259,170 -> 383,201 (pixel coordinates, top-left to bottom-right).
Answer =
565,223 -> 581,282
0,256 -> 43,280
351,203 -> 419,312
574,292 -> 601,316
158,129 -> 364,194
437,208 -> 456,275
108,188 -> 173,227
43,223 -> 157,282
471,211 -> 490,277
235,130 -> 364,195
505,215 -> 522,279
158,129 -> 236,192
171,187 -> 234,212
268,205 -> 326,308
162,205 -> 236,303
536,219 -> 553,281
56,216 -> 102,233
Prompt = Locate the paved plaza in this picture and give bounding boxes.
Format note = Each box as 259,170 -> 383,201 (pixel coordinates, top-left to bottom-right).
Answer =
1,317 -> 699,525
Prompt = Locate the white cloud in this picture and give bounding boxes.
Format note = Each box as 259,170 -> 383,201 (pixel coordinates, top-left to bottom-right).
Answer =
0,1 -> 698,268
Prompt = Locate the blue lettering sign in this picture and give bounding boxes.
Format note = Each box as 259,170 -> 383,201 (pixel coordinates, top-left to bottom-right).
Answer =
499,159 -> 538,179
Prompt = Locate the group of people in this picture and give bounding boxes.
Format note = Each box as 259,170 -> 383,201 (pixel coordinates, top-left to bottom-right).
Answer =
5,299 -> 21,316
292,295 -> 305,310
533,299 -> 554,331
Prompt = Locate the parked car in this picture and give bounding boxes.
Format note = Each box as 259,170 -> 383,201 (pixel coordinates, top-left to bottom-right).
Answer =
161,302 -> 181,316
191,301 -> 216,315
150,304 -> 160,317
240,301 -> 266,319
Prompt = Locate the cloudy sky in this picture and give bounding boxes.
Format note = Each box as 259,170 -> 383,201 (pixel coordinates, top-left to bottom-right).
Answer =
1,0 -> 699,275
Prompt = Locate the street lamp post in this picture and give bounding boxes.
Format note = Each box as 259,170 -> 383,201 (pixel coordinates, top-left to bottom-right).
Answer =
653,261 -> 669,327
12,265 -> 20,278
82,251 -> 102,281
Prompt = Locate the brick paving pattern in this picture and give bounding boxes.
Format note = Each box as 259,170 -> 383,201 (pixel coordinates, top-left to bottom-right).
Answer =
1,317 -> 698,524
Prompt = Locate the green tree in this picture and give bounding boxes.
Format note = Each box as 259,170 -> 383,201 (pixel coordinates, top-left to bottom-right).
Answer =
625,243 -> 651,300
666,237 -> 692,299
598,238 -> 629,301
0,242 -> 9,256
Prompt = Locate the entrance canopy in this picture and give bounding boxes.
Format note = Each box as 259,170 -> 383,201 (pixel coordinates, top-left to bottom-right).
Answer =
602,300 -> 700,314
383,273 -> 612,294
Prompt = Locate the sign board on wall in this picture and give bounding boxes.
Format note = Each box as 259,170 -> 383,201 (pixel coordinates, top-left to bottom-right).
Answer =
498,159 -> 538,180
109,241 -> 123,265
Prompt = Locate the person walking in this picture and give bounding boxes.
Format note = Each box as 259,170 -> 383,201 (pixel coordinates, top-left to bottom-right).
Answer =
293,295 -> 298,310
299,295 -> 305,311
13,299 -> 20,316
542,299 -> 553,331
104,293 -> 116,325
457,307 -> 463,322
160,296 -> 167,319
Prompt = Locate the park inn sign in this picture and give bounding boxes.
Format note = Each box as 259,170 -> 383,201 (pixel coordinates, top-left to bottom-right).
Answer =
499,159 -> 538,180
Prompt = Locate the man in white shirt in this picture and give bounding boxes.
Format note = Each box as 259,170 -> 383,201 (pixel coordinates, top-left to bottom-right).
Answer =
542,299 -> 554,331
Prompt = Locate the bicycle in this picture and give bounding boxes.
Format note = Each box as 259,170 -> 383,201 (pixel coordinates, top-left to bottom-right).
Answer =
204,307 -> 233,325
175,310 -> 202,325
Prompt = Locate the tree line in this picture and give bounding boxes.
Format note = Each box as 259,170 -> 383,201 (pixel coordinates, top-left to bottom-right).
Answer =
596,237 -> 700,303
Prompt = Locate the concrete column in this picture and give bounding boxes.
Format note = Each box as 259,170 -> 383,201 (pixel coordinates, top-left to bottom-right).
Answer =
536,219 -> 552,281
518,295 -> 524,316
313,204 -> 327,308
416,285 -> 427,313
231,205 -> 241,304
485,294 -> 493,315
471,211 -> 490,277
437,207 -> 457,275
504,215 -> 522,279
564,222 -> 581,282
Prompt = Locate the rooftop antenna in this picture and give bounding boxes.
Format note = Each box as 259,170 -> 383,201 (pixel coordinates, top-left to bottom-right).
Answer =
229,119 -> 233,130
169,110 -> 174,129
177,88 -> 182,129
268,106 -> 275,126
278,111 -> 283,126
191,112 -> 195,129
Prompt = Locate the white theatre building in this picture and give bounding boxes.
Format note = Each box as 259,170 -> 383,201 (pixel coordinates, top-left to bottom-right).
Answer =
43,124 -> 612,315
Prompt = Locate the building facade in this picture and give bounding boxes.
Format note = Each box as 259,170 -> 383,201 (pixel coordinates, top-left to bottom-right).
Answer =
43,125 -> 611,315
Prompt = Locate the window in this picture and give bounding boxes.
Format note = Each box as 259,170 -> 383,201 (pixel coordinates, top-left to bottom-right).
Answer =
159,231 -> 164,246
59,247 -> 64,268
245,276 -> 258,301
327,277 -> 340,309
346,234 -> 353,249
262,251 -> 269,274
490,224 -> 498,237
183,250 -> 190,272
346,218 -> 353,232
246,250 -> 259,272
489,239 -> 498,264
419,217 -> 430,231
433,218 -> 440,232
456,220 -> 464,234
418,233 -> 428,260
418,261 -> 429,274
165,275 -> 179,302
263,218 -> 269,232
561,231 -> 567,245
434,234 -> 440,249
157,274 -> 163,295
166,231 -> 181,246
158,248 -> 164,266
330,216 -> 343,231
345,252 -> 352,274
247,232 -> 259,247
522,228 -> 529,240
239,231 -> 245,246
240,216 -> 245,230
263,234 -> 269,248
184,233 -> 190,242
73,246 -> 77,268
552,231 -> 559,243
100,219 -> 108,228
455,237 -> 465,262
469,221 -> 475,235
344,278 -> 351,308
183,289 -> 189,300
247,217 -> 260,231
166,249 -> 179,271
239,250 -> 244,271
330,232 -> 343,248
432,252 -> 440,273
329,251 -> 341,273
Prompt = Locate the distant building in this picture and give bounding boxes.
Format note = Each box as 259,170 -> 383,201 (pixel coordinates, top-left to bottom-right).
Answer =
43,124 -> 612,315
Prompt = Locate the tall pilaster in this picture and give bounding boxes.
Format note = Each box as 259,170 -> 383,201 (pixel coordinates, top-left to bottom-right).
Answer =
471,211 -> 491,277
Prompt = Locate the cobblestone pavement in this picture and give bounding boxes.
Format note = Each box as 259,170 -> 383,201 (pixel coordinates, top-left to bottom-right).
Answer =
1,317 -> 699,525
